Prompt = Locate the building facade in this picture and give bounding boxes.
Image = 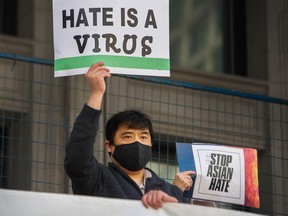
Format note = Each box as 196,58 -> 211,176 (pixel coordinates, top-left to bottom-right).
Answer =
0,0 -> 287,215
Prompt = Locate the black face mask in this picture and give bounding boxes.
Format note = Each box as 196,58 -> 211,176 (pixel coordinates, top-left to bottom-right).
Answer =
112,141 -> 152,171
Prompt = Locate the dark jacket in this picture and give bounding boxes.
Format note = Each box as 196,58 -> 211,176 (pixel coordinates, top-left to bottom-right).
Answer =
65,104 -> 189,203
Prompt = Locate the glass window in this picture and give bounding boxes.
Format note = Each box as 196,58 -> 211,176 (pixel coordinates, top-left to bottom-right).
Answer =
170,0 -> 247,76
148,133 -> 194,183
0,0 -> 18,36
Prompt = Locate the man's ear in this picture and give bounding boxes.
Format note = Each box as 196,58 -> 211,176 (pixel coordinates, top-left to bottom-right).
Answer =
104,140 -> 113,154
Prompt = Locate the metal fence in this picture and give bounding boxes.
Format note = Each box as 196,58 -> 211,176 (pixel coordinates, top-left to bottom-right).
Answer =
0,53 -> 287,216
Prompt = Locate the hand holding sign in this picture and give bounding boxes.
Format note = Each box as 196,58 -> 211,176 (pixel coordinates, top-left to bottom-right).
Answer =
176,143 -> 260,208
141,190 -> 178,209
173,170 -> 195,191
85,62 -> 111,110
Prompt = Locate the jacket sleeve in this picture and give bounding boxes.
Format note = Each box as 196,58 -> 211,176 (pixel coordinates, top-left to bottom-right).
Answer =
64,104 -> 102,195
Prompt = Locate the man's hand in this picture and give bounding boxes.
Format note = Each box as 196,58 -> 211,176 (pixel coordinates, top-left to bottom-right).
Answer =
85,62 -> 111,110
173,170 -> 195,191
141,190 -> 178,209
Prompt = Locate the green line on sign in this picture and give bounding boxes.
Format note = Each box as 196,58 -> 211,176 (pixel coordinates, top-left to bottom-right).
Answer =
54,55 -> 170,71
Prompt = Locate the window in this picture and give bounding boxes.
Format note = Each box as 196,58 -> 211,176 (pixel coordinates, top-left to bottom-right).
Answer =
0,0 -> 18,36
170,0 -> 247,76
148,133 -> 193,183
0,112 -> 31,190
222,1 -> 247,76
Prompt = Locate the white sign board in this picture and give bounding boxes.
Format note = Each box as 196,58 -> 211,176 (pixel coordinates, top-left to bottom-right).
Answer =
176,143 -> 249,206
192,145 -> 245,205
52,0 -> 170,77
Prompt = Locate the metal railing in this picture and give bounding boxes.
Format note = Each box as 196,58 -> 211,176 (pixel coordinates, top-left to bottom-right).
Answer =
0,52 -> 287,215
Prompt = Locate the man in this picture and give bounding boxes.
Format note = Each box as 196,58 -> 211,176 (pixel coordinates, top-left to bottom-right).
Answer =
65,62 -> 191,209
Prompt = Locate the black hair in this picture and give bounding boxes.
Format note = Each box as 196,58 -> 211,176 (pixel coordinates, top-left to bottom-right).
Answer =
105,110 -> 154,144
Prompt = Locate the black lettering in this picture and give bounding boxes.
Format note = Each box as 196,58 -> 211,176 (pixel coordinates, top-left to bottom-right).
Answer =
215,178 -> 222,191
225,180 -> 230,192
103,8 -> 113,26
62,9 -> 74,28
216,154 -> 221,165
76,8 -> 88,27
144,9 -> 157,28
127,8 -> 138,27
220,166 -> 227,179
141,36 -> 153,57
227,167 -> 234,180
92,34 -> 101,53
73,34 -> 90,54
218,166 -> 223,178
207,165 -> 213,177
89,8 -> 101,26
220,155 -> 227,166
123,35 -> 137,54
210,153 -> 216,165
102,33 -> 121,53
121,8 -> 125,26
209,177 -> 217,190
209,178 -> 231,191
213,165 -> 219,177
227,155 -> 232,165
220,179 -> 227,191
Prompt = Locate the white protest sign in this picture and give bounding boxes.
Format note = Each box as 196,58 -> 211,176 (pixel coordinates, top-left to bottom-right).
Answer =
52,0 -> 170,77
192,144 -> 245,205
